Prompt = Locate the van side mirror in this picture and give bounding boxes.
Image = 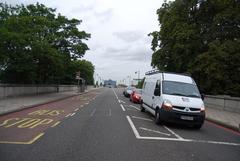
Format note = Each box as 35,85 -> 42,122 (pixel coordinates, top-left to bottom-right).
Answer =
201,94 -> 205,100
154,88 -> 160,96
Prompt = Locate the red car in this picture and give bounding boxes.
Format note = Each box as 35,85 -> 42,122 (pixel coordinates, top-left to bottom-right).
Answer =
130,89 -> 142,103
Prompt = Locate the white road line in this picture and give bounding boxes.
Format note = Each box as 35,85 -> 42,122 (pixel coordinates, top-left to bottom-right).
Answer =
74,108 -> 79,111
126,116 -> 240,146
119,100 -> 126,103
163,126 -> 184,140
71,113 -> 76,116
126,116 -> 140,138
51,121 -> 61,127
139,127 -> 171,136
113,89 -> 119,99
131,116 -> 153,122
137,136 -> 240,146
85,102 -> 89,105
65,113 -> 71,118
129,105 -> 140,111
80,105 -> 84,107
118,100 -> 121,103
125,107 -> 136,111
120,104 -> 126,111
109,109 -> 112,116
90,108 -> 96,117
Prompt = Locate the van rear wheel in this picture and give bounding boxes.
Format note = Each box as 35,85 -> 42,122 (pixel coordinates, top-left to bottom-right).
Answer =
155,110 -> 162,125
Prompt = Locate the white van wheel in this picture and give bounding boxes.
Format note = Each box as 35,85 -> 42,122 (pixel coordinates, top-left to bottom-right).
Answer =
155,110 -> 162,125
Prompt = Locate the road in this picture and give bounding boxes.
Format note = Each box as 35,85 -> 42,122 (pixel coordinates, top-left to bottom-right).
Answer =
0,88 -> 239,161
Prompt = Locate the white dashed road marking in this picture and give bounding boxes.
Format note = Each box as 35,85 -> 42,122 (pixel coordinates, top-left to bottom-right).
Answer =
109,109 -> 112,116
139,127 -> 171,136
131,116 -> 153,122
119,100 -> 126,103
120,104 -> 126,112
90,108 -> 96,117
113,89 -> 119,100
129,105 -> 140,111
163,125 -> 184,140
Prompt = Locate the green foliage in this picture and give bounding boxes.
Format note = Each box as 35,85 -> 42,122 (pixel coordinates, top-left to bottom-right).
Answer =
0,3 -> 93,84
150,0 -> 240,96
70,60 -> 94,85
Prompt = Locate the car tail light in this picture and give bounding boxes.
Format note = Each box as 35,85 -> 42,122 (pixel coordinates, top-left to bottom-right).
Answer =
162,100 -> 172,111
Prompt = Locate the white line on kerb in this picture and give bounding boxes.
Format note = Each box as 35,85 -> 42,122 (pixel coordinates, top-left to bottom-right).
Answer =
71,113 -> 76,116
131,116 -> 153,122
90,108 -> 96,117
129,105 -> 140,111
139,127 -> 171,136
65,113 -> 71,118
126,116 -> 140,138
74,108 -> 79,111
120,104 -> 126,111
163,126 -> 184,140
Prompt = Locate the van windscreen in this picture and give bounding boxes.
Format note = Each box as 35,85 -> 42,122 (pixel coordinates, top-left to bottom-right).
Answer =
162,81 -> 201,98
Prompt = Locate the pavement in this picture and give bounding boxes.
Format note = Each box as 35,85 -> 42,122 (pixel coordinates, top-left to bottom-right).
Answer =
0,87 -> 239,131
0,88 -> 239,161
0,87 -> 96,116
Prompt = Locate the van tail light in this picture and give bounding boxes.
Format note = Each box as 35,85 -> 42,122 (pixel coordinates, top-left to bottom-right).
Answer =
162,100 -> 173,111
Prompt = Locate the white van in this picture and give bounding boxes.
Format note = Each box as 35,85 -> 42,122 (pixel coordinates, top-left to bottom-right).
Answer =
141,70 -> 205,129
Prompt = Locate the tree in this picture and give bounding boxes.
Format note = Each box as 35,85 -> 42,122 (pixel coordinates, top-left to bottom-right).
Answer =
149,0 -> 240,96
0,3 -> 91,84
66,60 -> 94,85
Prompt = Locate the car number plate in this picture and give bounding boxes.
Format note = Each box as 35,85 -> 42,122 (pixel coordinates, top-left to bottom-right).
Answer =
180,116 -> 193,121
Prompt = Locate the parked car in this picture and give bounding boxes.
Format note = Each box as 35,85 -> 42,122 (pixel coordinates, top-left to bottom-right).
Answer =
130,89 -> 142,103
123,86 -> 135,97
141,70 -> 205,129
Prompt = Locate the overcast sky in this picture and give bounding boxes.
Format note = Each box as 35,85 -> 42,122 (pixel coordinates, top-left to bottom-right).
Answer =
3,0 -> 164,84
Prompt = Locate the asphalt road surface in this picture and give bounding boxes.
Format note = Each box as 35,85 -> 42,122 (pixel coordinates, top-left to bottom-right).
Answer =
0,88 -> 239,161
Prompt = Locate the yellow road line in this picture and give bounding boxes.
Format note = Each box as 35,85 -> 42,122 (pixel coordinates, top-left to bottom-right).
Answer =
0,133 -> 44,145
51,121 -> 61,127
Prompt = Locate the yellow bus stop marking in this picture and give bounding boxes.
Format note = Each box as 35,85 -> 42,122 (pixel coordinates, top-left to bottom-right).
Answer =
0,133 -> 44,145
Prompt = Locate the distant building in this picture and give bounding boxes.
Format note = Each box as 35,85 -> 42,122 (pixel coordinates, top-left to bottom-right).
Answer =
104,79 -> 117,88
132,79 -> 142,86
